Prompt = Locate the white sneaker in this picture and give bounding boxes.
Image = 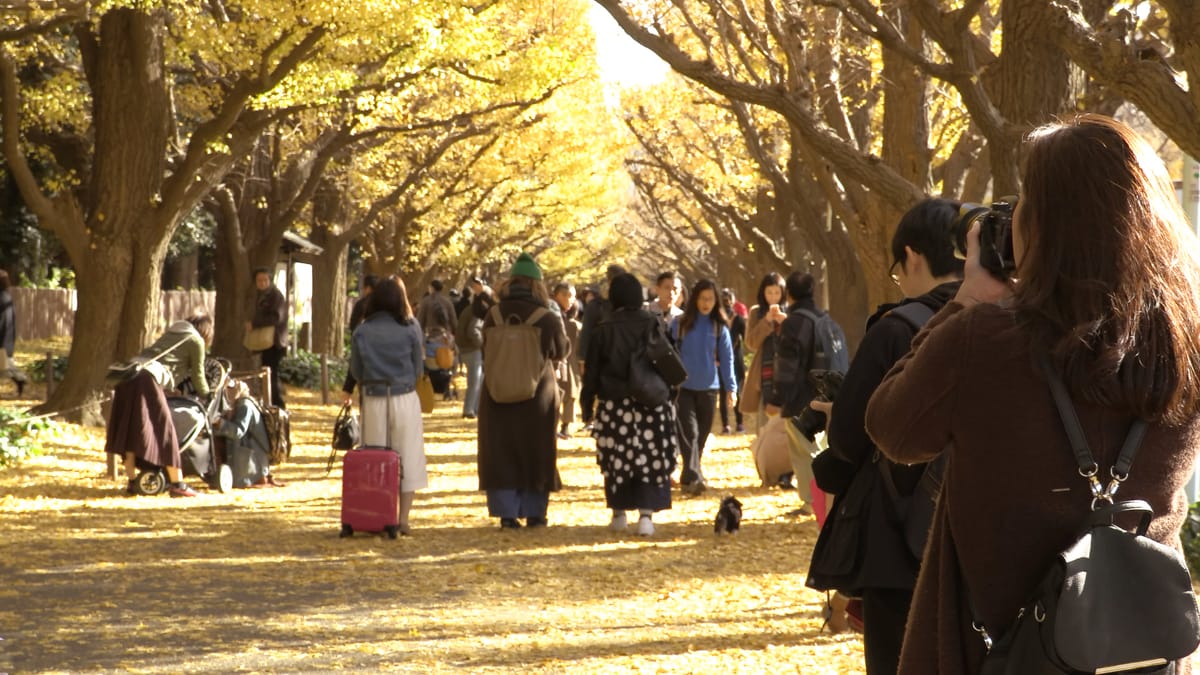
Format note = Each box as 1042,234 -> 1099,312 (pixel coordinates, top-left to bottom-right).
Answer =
609,511 -> 628,532
636,515 -> 655,536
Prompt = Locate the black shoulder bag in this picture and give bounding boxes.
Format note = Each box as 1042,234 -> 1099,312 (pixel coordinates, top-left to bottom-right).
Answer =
965,357 -> 1200,675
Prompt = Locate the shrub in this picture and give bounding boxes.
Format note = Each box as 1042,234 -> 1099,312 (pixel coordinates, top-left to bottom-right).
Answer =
27,355 -> 68,383
279,350 -> 348,390
0,407 -> 56,468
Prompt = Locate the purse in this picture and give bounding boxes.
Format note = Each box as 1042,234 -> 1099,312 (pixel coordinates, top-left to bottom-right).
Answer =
966,357 -> 1200,675
646,323 -> 687,386
326,401 -> 361,473
243,325 -> 274,351
628,349 -> 670,407
416,373 -> 435,414
805,450 -> 880,595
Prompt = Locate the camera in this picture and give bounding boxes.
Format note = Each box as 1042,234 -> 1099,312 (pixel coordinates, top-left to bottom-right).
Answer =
793,369 -> 844,442
952,196 -> 1018,279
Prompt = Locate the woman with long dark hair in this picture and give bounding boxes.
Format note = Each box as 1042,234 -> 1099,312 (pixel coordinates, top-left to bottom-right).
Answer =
669,278 -> 737,495
349,276 -> 428,534
866,115 -> 1200,673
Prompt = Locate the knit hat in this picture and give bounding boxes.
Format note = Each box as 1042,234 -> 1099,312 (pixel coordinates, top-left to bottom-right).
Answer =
510,252 -> 542,280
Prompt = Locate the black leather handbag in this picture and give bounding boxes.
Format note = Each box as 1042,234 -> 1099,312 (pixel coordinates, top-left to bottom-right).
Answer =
326,402 -> 361,473
628,350 -> 670,408
646,323 -> 687,386
968,359 -> 1200,675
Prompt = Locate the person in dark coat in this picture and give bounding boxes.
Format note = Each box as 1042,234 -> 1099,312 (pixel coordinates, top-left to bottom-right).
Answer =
866,115 -> 1200,675
719,288 -> 745,434
0,269 -> 28,397
477,253 -> 568,529
247,267 -> 288,409
580,273 -> 678,536
808,198 -> 963,668
342,274 -> 378,403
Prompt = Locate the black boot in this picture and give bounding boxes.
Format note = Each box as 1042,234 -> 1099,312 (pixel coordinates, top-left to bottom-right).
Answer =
15,379 -> 25,397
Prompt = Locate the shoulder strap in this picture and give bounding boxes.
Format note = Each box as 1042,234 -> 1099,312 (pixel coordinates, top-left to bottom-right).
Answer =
1037,352 -> 1148,481
488,305 -> 503,326
888,303 -> 936,333
525,307 -> 549,325
793,308 -> 820,322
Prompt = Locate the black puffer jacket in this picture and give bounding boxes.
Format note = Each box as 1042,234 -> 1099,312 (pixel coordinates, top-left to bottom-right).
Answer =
579,308 -> 660,423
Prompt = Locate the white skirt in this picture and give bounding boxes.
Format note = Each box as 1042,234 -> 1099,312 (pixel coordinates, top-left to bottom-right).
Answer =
360,391 -> 428,492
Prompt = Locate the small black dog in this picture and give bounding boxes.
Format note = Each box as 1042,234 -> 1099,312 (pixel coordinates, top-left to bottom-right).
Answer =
714,496 -> 743,535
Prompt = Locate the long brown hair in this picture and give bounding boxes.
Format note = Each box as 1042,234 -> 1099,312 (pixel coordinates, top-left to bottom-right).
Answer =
367,277 -> 414,324
1015,114 -> 1200,423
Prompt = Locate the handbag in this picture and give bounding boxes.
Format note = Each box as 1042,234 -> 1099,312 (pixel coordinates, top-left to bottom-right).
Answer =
416,373 -> 435,414
628,348 -> 670,407
646,323 -> 687,386
966,357 -> 1200,675
326,401 -> 361,473
243,325 -> 274,351
805,450 -> 880,595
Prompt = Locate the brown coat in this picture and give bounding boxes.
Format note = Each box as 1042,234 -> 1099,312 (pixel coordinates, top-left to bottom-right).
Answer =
738,306 -> 780,414
865,301 -> 1199,675
477,287 -> 568,492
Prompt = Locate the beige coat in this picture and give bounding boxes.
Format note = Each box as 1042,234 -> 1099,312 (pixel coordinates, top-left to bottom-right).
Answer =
739,306 -> 781,414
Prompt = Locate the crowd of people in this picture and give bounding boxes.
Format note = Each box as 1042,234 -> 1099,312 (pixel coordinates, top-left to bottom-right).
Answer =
10,112 -> 1193,674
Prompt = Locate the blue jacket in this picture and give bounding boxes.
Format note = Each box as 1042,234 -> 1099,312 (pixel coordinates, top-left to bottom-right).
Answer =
670,314 -> 737,394
350,313 -> 424,396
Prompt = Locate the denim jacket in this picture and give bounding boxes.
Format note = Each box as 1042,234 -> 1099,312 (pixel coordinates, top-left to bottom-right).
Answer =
350,313 -> 424,396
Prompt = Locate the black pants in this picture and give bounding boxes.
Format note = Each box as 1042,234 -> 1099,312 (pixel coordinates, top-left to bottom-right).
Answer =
862,586 -> 914,675
675,388 -> 716,485
260,345 -> 286,409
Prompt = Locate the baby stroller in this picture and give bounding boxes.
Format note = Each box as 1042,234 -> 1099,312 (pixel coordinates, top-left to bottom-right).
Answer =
424,327 -> 458,401
130,357 -> 235,496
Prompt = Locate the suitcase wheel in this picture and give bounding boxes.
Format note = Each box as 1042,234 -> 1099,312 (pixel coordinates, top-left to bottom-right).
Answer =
339,524 -> 354,538
384,525 -> 398,540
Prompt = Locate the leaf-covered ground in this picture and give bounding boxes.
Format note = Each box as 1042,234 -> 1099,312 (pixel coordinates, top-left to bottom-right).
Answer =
0,351 -> 864,674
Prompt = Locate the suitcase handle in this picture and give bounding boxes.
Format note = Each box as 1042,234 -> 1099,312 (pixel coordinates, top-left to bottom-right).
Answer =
357,379 -> 394,451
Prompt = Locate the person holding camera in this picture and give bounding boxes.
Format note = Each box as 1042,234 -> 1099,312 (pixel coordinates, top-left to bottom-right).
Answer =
808,199 -> 963,669
864,115 -> 1200,674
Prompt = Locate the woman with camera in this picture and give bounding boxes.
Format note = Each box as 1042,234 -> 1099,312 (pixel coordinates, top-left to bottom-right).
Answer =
580,273 -> 678,536
865,115 -> 1200,674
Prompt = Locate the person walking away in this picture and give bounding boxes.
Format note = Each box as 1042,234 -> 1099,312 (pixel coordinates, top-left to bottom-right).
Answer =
0,270 -> 28,397
348,277 -> 428,535
553,282 -> 582,439
247,267 -> 288,409
581,273 -> 678,536
769,271 -> 846,513
106,313 -> 215,497
416,279 -> 456,338
719,288 -> 746,434
669,279 -> 737,495
866,114 -> 1200,675
808,198 -> 963,666
342,275 -> 378,403
477,253 -> 568,528
456,280 -> 485,419
578,264 -> 626,374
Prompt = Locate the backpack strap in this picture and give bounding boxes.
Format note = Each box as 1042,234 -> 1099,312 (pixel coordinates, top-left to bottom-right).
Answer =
489,305 -> 503,327
887,303 -> 936,333
1037,352 -> 1148,499
525,307 -> 549,325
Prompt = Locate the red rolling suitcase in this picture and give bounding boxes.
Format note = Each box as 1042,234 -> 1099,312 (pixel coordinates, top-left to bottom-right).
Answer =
340,382 -> 402,539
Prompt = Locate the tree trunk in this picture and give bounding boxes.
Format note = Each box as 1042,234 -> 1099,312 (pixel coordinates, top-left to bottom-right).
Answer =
40,9 -> 173,420
310,235 -> 350,356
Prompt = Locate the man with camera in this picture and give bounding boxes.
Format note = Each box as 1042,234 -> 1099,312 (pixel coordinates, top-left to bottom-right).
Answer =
807,198 -> 964,673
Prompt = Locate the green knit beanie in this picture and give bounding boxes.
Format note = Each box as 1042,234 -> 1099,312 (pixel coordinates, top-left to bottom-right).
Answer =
510,252 -> 542,280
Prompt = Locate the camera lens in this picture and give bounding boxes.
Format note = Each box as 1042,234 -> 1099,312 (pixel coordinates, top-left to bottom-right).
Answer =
952,204 -> 991,261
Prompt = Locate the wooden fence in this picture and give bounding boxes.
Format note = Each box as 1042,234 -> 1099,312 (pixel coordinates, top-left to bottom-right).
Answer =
11,288 -> 217,341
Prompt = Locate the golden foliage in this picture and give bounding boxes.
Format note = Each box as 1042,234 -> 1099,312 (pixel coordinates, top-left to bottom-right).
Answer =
0,343 -> 868,673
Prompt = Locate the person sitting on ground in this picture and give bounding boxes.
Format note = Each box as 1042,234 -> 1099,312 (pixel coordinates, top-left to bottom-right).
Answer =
215,379 -> 283,488
106,313 -> 215,498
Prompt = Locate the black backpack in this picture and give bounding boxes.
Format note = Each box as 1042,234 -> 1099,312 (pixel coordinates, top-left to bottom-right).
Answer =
794,308 -> 850,373
966,357 -> 1200,674
876,302 -> 943,560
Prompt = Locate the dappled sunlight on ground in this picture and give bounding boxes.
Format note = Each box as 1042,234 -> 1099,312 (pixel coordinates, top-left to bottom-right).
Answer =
1,344 -> 865,673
